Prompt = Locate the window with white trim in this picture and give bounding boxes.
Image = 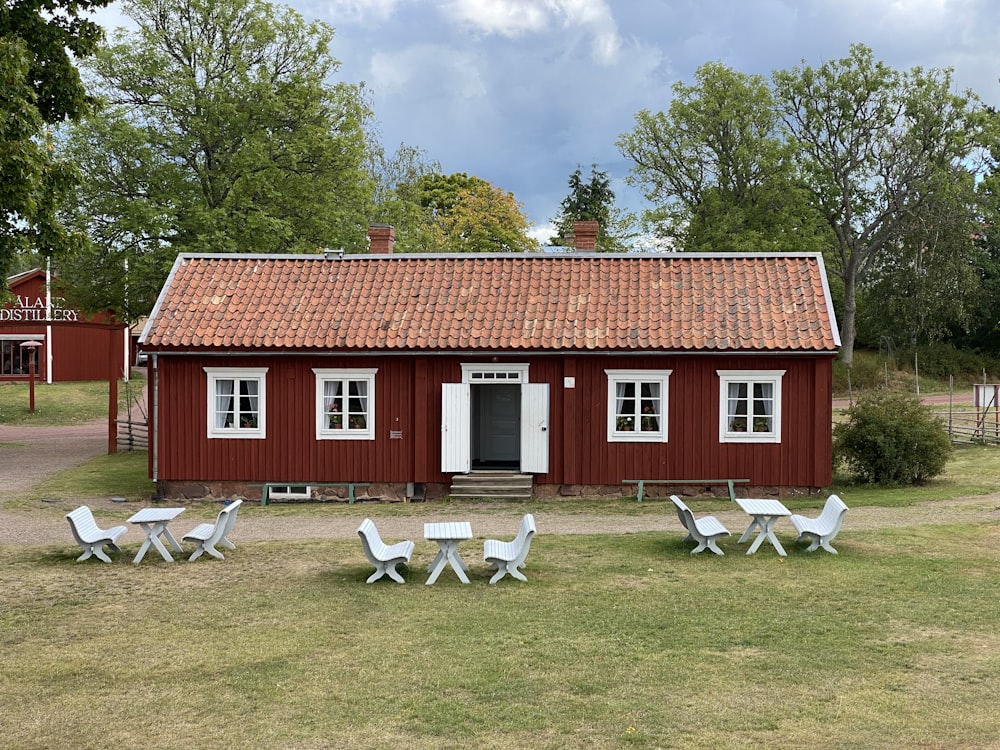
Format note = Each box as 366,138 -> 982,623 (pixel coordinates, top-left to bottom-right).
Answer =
205,367 -> 268,439
269,485 -> 311,500
314,368 -> 377,440
462,363 -> 529,383
605,370 -> 671,442
718,370 -> 784,443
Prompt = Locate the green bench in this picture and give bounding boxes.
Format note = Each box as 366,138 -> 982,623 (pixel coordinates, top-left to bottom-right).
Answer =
253,482 -> 371,507
623,478 -> 749,503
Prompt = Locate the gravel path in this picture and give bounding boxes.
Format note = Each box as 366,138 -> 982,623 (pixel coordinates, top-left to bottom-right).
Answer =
2,402 -> 999,548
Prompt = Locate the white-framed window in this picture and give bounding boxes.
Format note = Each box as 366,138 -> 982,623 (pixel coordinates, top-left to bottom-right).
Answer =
718,370 -> 784,443
462,363 -> 529,383
204,367 -> 268,439
1,335 -> 44,376
313,368 -> 377,440
605,369 -> 671,443
269,485 -> 311,500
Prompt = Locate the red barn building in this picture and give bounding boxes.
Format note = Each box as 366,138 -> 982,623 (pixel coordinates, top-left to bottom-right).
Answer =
139,226 -> 840,500
2,268 -> 127,382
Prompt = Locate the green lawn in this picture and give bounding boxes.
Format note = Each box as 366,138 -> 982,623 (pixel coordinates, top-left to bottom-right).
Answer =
1,522 -> 998,749
2,443 -> 1000,748
0,377 -> 144,425
3,382 -> 1000,748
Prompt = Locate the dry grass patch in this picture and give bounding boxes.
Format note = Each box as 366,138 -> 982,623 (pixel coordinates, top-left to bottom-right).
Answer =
2,524 -> 1000,749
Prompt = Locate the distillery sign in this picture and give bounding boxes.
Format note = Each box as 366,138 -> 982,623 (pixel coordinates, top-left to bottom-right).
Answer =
0,295 -> 79,322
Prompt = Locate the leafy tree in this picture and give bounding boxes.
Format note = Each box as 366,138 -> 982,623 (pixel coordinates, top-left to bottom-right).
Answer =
366,139 -> 440,253
617,61 -> 828,254
954,118 -> 1000,353
415,173 -> 538,253
551,165 -> 634,251
773,44 -> 987,365
59,0 -> 373,320
0,0 -> 108,290
856,167 -> 982,349
833,390 -> 951,485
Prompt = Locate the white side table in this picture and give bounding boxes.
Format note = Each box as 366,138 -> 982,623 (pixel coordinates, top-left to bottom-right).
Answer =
734,498 -> 790,556
424,521 -> 473,584
128,507 -> 186,563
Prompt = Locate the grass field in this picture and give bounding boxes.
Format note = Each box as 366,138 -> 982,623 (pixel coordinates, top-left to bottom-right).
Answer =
2,445 -> 1000,748
0,377 -> 144,426
2,519 -> 998,749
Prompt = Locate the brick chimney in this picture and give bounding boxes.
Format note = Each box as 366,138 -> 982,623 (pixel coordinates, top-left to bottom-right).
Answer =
368,224 -> 395,254
573,220 -> 599,251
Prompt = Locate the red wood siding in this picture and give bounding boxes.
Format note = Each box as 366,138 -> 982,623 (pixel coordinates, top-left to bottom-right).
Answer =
152,352 -> 833,489
2,273 -> 125,382
49,323 -> 125,382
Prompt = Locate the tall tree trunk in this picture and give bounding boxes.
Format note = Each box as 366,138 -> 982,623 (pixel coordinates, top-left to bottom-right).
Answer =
840,265 -> 858,366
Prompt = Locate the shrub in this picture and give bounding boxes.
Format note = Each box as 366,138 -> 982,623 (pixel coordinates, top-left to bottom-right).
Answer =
833,390 -> 952,485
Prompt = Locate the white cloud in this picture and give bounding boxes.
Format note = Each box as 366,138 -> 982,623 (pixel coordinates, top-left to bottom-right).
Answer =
440,0 -> 621,63
440,0 -> 550,35
307,0 -> 402,24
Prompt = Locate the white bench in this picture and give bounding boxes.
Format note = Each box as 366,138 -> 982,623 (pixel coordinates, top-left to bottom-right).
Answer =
357,518 -> 414,584
669,495 -> 730,555
182,499 -> 243,561
790,494 -> 848,554
65,506 -> 128,563
483,513 -> 536,584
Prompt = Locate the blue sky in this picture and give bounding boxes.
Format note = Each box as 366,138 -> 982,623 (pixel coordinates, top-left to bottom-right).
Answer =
92,0 -> 1000,241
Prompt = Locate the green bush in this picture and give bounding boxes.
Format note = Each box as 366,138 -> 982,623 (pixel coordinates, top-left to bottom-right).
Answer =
833,390 -> 952,485
904,343 -> 1000,383
833,354 -> 892,393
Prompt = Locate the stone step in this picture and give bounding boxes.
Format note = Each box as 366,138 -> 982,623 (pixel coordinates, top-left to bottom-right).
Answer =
449,471 -> 533,498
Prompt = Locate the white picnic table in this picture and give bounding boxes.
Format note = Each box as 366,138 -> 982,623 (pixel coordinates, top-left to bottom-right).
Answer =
424,521 -> 473,585
128,507 -> 186,563
734,498 -> 790,556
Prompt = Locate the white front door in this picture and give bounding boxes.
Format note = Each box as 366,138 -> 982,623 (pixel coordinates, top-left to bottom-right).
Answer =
441,383 -> 471,472
520,383 -> 549,473
442,369 -> 549,474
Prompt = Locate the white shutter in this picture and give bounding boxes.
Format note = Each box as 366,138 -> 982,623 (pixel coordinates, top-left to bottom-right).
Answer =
520,383 -> 549,474
441,383 -> 471,472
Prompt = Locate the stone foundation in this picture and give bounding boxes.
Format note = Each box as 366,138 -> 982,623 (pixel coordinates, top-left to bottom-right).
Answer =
157,480 -> 821,503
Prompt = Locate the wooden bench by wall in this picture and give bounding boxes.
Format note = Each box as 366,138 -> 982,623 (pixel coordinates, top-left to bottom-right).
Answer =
623,479 -> 750,503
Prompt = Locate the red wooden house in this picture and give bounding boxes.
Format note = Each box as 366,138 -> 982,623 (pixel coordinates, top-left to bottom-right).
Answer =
2,268 -> 127,383
139,225 -> 840,500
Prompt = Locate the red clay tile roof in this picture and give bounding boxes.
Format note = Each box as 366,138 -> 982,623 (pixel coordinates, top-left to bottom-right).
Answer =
140,253 -> 840,353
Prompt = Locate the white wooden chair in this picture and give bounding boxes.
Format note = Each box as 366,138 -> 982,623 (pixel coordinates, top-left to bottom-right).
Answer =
65,506 -> 127,563
357,518 -> 414,584
182,499 -> 243,561
669,495 -> 730,555
483,513 -> 536,584
790,494 -> 848,554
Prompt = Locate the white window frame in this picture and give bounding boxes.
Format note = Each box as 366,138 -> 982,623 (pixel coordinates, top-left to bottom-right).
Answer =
204,367 -> 268,439
461,363 -> 530,383
313,368 -> 377,441
717,369 -> 785,443
605,369 -> 671,443
269,485 -> 312,500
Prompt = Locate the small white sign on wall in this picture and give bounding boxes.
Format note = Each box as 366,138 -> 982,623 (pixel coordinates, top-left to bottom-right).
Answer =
564,377 -> 575,388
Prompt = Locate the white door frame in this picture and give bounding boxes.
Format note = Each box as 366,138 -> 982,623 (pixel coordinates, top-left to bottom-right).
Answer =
440,364 -> 549,474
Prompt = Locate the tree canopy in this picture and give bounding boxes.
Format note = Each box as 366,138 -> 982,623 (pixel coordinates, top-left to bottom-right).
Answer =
550,165 -> 634,252
58,0 -> 373,320
773,44 -> 987,364
617,61 -> 828,254
414,173 -> 538,253
619,47 -> 990,364
0,0 -> 108,289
